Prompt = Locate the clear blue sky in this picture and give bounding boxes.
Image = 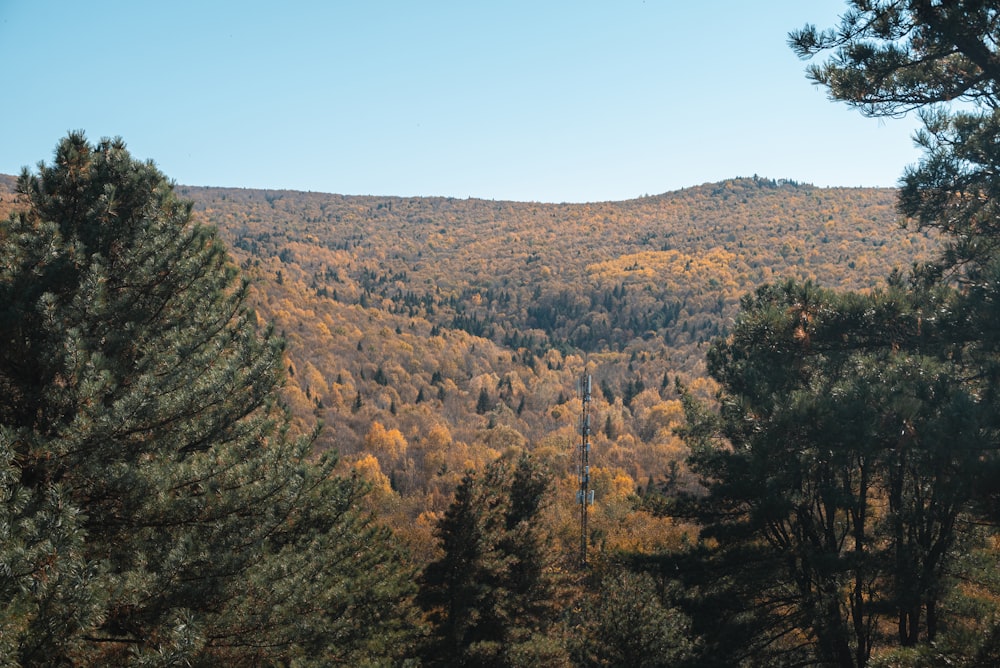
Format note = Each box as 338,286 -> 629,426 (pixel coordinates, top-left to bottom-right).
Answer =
0,1 -> 923,203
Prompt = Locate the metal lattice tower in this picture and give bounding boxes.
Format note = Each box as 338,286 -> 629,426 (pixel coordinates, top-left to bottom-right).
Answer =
577,374 -> 594,567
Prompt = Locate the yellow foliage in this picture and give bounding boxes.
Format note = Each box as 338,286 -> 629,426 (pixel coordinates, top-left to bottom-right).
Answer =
590,466 -> 636,505
424,423 -> 453,450
605,511 -> 696,554
587,248 -> 737,288
364,421 -> 408,463
350,453 -> 393,497
641,399 -> 685,437
479,424 -> 527,452
170,177 -> 935,562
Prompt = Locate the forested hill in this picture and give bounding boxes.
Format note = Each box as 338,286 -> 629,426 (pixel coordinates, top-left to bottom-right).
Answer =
176,177 -> 935,553
0,174 -> 939,553
180,177 -> 929,358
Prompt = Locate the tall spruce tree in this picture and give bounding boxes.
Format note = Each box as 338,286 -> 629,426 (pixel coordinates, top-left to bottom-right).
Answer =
0,133 -> 419,665
418,451 -> 567,667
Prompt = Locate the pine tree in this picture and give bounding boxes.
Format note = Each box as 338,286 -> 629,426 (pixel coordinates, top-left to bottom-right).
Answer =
475,386 -> 492,415
0,428 -> 102,662
679,280 -> 990,666
0,133 -> 419,664
575,570 -> 696,668
639,6 -> 1000,663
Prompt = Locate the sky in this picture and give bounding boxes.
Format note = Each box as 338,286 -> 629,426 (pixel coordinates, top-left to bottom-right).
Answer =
0,1 -> 926,203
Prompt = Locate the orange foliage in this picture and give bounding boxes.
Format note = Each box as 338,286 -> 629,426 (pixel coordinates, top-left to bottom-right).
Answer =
147,176 -> 937,564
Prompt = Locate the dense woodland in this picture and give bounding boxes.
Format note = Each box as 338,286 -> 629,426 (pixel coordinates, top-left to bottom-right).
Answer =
7,1 -> 1000,666
166,176 -> 938,558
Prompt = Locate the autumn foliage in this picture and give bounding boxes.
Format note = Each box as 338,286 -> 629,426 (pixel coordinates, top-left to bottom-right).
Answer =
110,175 -> 935,558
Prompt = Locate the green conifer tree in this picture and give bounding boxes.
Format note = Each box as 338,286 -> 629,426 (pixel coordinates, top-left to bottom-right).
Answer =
475,386 -> 492,415
575,570 -> 696,668
679,280 -> 989,667
0,133 -> 419,665
418,451 -> 567,666
787,4 -> 1000,659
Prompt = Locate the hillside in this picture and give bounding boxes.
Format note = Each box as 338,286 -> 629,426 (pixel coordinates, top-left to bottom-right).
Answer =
177,177 -> 935,554
1,174 -> 938,555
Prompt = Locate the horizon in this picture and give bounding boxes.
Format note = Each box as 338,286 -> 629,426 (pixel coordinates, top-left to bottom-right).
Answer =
166,173 -> 902,205
0,169 -> 900,206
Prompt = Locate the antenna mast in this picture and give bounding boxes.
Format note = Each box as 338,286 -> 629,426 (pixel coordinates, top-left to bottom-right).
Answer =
577,374 -> 594,567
